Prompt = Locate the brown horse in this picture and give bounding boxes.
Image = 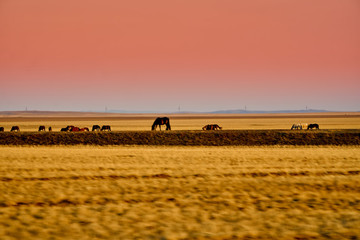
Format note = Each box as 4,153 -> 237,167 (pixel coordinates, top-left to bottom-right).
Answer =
80,127 -> 89,131
152,117 -> 171,130
38,126 -> 46,131
101,125 -> 111,131
11,126 -> 20,132
202,124 -> 222,130
70,127 -> 80,132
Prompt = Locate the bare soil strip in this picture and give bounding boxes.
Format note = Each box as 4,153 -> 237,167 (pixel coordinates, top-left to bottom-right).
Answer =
0,130 -> 359,145
1,170 -> 360,183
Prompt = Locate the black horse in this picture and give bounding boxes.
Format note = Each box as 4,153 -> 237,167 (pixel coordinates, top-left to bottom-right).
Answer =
61,126 -> 74,132
307,123 -> 319,130
11,126 -> 20,132
101,125 -> 111,131
39,125 -> 46,131
0,127 -> 4,132
152,117 -> 171,130
92,125 -> 101,131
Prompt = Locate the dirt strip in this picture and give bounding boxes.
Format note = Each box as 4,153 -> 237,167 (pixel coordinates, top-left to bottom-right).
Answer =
0,130 -> 359,146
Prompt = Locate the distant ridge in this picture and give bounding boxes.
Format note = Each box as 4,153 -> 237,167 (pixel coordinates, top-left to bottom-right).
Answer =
208,109 -> 328,114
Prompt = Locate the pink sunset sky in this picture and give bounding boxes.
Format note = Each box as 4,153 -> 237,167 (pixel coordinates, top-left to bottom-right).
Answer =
0,0 -> 359,112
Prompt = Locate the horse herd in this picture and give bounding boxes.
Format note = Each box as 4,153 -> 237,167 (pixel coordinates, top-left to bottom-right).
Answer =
291,123 -> 320,130
60,125 -> 111,132
0,117 -> 320,132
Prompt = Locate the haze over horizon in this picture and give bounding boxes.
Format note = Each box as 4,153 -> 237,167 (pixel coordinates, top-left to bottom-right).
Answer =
1,0 -> 359,112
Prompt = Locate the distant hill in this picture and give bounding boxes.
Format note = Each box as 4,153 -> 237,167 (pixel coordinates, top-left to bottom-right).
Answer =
109,109 -> 329,114
208,109 -> 329,114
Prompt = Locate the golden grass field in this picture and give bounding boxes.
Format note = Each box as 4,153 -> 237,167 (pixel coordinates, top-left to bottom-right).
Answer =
0,113 -> 359,239
0,146 -> 359,239
0,112 -> 360,131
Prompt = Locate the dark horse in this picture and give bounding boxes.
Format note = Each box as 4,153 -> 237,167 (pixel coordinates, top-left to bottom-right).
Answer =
307,123 -> 319,130
38,126 -> 46,131
152,117 -> 171,131
11,126 -> 20,132
92,125 -> 101,131
61,125 -> 74,132
0,127 -> 4,132
101,125 -> 111,131
202,124 -> 222,130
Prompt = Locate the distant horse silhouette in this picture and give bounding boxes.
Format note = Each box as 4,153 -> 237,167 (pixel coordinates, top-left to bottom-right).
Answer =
307,123 -> 319,130
61,126 -> 74,132
92,125 -> 101,131
11,126 -> 20,132
152,117 -> 171,130
0,127 -> 4,132
80,127 -> 89,131
202,124 -> 222,130
70,127 -> 80,132
38,126 -> 46,131
291,123 -> 302,130
101,125 -> 111,131
48,127 -> 52,132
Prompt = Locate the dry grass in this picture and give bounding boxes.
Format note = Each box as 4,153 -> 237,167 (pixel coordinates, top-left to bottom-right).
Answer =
0,113 -> 360,131
0,146 -> 360,239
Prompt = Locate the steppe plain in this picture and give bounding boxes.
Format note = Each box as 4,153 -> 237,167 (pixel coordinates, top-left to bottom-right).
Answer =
0,112 -> 359,239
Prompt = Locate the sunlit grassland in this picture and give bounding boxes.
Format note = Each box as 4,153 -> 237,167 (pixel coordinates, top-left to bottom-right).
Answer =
1,115 -> 360,131
1,146 -> 360,239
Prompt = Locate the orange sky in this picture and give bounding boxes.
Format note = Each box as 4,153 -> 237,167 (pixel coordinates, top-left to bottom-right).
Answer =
0,0 -> 359,111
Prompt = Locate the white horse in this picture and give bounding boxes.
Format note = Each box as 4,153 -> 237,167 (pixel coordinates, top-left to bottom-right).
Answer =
291,123 -> 308,130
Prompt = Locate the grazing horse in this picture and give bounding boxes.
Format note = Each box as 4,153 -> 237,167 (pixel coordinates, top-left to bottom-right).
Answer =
101,125 -> 111,131
92,125 -> 101,131
291,123 -> 303,130
152,117 -> 171,131
11,126 -> 20,132
0,127 -> 4,132
202,124 -> 222,130
80,127 -> 89,131
70,127 -> 80,132
307,123 -> 319,130
38,125 -> 46,131
61,126 -> 74,132
48,127 -> 52,132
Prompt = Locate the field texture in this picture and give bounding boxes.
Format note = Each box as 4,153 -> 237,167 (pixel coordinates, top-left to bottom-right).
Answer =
1,146 -> 360,239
